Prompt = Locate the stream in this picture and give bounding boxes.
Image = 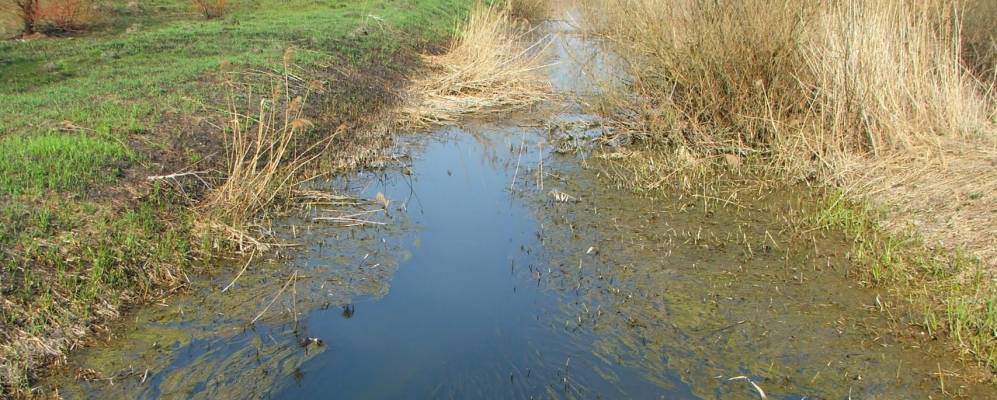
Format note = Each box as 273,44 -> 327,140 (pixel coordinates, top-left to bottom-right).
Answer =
43,13 -> 996,400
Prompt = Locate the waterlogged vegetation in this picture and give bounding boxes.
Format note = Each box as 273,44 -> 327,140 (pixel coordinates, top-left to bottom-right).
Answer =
4,0 -> 997,398
579,0 -> 997,375
815,195 -> 997,369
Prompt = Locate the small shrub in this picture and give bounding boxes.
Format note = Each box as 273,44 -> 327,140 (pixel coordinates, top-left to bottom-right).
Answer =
192,0 -> 226,19
34,0 -> 93,33
4,0 -> 93,35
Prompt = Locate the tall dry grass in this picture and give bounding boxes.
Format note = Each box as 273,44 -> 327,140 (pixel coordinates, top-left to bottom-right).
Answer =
963,0 -> 997,82
584,0 -> 992,165
399,3 -> 551,127
506,0 -> 549,21
581,0 -> 995,256
199,49 -> 334,252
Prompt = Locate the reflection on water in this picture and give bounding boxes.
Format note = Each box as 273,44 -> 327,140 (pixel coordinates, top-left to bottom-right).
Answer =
44,10 -> 996,400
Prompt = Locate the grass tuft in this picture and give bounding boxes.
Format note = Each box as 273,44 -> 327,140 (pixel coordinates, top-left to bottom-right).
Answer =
197,57 -> 335,253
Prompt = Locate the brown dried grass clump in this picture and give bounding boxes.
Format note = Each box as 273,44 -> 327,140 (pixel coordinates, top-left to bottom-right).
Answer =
833,140 -> 997,267
399,3 -> 551,127
506,0 -> 549,22
198,49 -> 333,252
963,0 -> 997,83
192,0 -> 226,19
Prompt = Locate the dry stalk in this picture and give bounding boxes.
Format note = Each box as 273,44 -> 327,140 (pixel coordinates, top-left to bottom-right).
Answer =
199,48 -> 337,253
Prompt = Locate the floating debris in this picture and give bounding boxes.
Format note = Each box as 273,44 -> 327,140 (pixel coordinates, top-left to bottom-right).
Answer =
727,376 -> 767,399
301,337 -> 324,348
549,189 -> 578,203
375,192 -> 390,208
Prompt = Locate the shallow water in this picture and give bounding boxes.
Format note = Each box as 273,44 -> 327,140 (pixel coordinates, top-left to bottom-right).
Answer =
45,13 -> 996,400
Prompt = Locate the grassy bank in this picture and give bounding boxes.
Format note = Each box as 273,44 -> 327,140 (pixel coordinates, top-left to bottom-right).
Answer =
0,0 -> 473,395
580,0 -> 996,373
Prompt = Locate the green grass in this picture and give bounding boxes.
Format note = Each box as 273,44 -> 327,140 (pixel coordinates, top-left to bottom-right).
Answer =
0,133 -> 131,194
0,0 -> 461,134
0,0 -> 472,395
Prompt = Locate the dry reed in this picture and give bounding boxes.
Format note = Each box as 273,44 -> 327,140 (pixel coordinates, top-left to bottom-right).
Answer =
581,0 -> 995,264
198,49 -> 335,252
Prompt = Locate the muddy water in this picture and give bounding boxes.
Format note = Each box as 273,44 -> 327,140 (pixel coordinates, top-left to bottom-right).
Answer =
45,14 -> 996,400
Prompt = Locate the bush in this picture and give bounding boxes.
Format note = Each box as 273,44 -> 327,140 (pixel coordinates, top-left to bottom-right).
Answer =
4,0 -> 92,35
192,0 -> 226,19
34,0 -> 92,33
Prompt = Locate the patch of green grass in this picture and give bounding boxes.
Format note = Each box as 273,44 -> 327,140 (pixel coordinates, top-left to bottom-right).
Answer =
0,0 -> 470,194
0,133 -> 131,195
815,193 -> 997,372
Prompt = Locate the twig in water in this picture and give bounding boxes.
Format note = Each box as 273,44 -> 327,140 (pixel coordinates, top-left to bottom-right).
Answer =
936,363 -> 946,395
251,270 -> 298,324
549,189 -> 578,203
511,131 -> 526,189
727,376 -> 767,399
292,270 -> 299,331
538,141 -> 544,191
222,250 -> 256,292
313,216 -> 386,225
